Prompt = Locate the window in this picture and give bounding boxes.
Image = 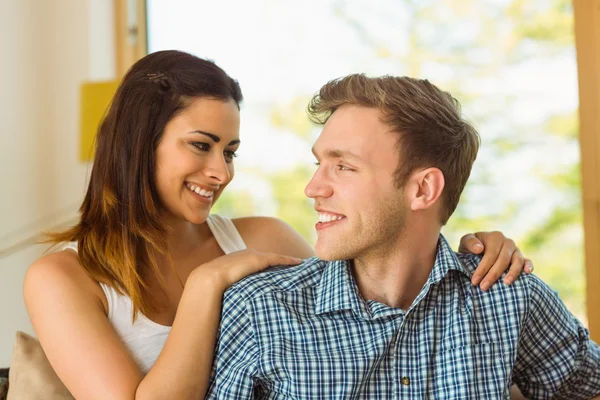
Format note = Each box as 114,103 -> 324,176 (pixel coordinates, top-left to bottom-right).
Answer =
145,0 -> 585,322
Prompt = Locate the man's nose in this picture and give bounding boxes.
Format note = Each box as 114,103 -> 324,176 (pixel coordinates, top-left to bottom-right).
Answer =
304,168 -> 332,199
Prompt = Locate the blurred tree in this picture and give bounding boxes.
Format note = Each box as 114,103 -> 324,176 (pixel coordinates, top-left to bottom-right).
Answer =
270,166 -> 317,243
337,0 -> 584,317
211,190 -> 257,217
214,0 -> 584,319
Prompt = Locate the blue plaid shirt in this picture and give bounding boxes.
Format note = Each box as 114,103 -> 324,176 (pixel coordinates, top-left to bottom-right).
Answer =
206,236 -> 600,399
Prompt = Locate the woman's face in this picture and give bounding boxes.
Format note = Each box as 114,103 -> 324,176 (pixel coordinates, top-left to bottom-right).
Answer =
155,97 -> 241,225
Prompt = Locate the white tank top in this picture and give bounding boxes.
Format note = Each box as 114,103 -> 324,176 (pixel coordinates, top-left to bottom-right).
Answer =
62,214 -> 246,374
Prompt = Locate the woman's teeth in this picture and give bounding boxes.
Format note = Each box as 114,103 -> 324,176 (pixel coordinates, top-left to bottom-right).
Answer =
186,183 -> 214,198
318,213 -> 344,223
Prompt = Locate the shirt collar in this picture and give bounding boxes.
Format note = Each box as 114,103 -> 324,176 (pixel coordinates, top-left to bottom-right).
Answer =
407,235 -> 473,312
314,234 -> 471,318
315,259 -> 371,318
428,234 -> 472,284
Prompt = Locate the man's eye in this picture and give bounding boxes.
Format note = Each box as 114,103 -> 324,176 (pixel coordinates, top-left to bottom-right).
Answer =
338,164 -> 352,171
191,142 -> 209,151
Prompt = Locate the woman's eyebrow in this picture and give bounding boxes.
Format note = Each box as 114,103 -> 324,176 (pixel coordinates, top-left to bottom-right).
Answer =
187,130 -> 240,146
187,130 -> 220,142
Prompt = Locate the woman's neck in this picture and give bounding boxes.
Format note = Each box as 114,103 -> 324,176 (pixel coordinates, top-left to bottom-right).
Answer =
144,215 -> 215,278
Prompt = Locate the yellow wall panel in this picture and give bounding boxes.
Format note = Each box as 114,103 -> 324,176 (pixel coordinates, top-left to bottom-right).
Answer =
79,81 -> 119,161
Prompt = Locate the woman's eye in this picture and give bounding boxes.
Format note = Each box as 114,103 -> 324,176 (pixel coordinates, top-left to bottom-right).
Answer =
191,142 -> 209,151
224,150 -> 238,162
314,162 -> 321,167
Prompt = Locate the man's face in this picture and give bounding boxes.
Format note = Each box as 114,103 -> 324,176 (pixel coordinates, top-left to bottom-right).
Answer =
305,105 -> 408,261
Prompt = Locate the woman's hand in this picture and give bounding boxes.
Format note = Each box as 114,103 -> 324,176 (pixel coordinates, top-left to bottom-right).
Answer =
192,249 -> 303,291
458,231 -> 534,291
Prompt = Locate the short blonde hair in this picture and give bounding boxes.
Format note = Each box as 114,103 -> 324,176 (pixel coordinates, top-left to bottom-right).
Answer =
308,74 -> 480,224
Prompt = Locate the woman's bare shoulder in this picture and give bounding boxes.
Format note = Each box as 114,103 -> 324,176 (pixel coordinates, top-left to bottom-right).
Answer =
232,216 -> 314,258
23,249 -> 143,398
25,249 -> 107,313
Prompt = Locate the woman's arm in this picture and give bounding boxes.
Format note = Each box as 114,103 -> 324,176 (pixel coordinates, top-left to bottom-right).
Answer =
24,251 -> 144,399
24,249 -> 300,400
234,216 -> 314,258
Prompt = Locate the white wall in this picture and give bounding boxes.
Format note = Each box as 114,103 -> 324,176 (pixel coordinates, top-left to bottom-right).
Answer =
0,0 -> 114,367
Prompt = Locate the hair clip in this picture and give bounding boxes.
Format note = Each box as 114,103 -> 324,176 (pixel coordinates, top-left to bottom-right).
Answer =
147,73 -> 165,80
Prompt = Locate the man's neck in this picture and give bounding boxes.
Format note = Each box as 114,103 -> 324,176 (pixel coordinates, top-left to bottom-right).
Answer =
352,229 -> 440,311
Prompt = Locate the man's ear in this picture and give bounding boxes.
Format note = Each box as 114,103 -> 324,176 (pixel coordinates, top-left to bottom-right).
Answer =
409,168 -> 445,211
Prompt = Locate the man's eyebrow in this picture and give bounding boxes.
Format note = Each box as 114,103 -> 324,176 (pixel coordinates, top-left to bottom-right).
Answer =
311,147 -> 362,161
188,130 -> 240,146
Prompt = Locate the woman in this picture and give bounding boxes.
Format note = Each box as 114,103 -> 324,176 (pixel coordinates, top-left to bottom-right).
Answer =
24,50 -> 531,399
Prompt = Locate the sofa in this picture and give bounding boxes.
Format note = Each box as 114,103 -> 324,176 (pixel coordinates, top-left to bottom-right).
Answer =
0,368 -> 8,400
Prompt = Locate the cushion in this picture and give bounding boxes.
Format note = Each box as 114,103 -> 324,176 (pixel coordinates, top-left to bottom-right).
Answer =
0,375 -> 8,400
7,331 -> 73,400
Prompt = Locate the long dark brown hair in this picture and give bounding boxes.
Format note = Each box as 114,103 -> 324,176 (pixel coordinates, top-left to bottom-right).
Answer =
48,50 -> 243,318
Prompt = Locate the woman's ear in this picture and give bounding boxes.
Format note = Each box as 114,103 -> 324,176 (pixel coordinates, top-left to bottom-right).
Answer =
409,168 -> 445,212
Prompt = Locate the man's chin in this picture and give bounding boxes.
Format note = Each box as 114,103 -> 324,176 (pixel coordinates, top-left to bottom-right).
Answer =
316,252 -> 337,261
315,242 -> 351,261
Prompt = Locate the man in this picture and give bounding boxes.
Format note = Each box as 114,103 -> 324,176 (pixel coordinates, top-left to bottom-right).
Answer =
206,75 -> 600,399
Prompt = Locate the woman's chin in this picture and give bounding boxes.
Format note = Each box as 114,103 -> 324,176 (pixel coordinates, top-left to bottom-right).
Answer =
175,206 -> 210,225
187,212 -> 210,225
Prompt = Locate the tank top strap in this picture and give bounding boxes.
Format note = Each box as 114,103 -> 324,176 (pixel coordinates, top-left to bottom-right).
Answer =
206,214 -> 247,254
62,241 -> 78,252
98,282 -> 122,320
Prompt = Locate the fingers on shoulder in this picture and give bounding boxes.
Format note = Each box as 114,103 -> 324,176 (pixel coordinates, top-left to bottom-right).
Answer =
458,233 -> 477,249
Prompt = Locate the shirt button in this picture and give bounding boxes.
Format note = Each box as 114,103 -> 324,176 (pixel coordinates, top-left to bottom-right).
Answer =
401,376 -> 410,386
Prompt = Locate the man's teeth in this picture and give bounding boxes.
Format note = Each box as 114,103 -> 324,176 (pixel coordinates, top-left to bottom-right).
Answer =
186,183 -> 214,198
318,213 -> 344,223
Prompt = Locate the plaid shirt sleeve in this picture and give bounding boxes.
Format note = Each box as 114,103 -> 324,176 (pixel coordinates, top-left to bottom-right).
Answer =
513,274 -> 600,399
205,286 -> 259,400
